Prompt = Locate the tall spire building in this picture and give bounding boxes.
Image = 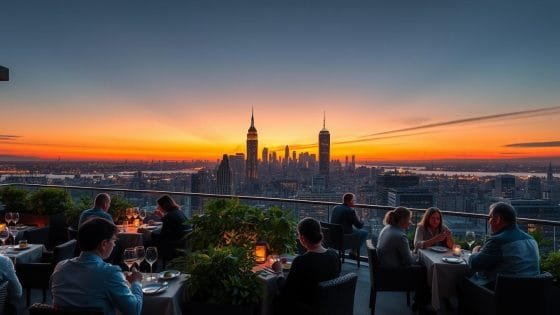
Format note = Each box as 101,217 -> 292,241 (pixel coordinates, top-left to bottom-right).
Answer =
318,111 -> 330,184
246,108 -> 258,180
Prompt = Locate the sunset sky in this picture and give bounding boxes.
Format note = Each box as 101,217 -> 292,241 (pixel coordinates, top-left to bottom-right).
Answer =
1,1 -> 560,161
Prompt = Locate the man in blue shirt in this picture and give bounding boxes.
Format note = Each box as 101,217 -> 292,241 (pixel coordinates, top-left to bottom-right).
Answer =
330,193 -> 368,258
468,202 -> 540,287
51,217 -> 143,315
78,193 -> 113,226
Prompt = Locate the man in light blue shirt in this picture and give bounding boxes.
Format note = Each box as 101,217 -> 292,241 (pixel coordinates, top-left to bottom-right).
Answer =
78,193 -> 113,226
0,254 -> 22,313
51,217 -> 143,315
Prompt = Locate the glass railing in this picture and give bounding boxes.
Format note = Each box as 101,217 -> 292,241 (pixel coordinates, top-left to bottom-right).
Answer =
1,183 -> 559,255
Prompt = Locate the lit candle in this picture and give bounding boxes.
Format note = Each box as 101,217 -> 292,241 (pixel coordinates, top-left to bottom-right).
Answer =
453,244 -> 462,256
254,241 -> 267,264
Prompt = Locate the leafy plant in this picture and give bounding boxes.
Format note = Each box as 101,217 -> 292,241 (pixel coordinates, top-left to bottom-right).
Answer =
187,199 -> 296,254
0,186 -> 30,213
542,250 -> 560,283
66,196 -> 93,228
108,195 -> 134,222
29,188 -> 74,215
169,246 -> 263,305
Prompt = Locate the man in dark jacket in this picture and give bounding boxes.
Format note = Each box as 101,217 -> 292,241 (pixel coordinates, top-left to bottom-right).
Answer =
330,193 -> 367,257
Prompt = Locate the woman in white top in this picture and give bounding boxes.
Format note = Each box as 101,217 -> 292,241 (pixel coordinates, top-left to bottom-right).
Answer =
414,207 -> 454,250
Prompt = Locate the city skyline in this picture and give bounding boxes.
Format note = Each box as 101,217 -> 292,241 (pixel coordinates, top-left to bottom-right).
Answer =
1,1 -> 560,161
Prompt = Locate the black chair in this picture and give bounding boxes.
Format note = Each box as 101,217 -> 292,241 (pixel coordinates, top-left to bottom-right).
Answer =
317,272 -> 358,315
66,227 -> 77,240
460,272 -> 553,315
320,222 -> 361,267
16,239 -> 77,305
28,303 -> 103,315
22,227 -> 50,247
367,239 -> 419,315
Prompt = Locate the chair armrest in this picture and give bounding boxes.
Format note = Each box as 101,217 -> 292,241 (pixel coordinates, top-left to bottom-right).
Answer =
462,277 -> 495,315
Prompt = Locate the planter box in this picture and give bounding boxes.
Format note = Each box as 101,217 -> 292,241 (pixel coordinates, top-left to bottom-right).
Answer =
20,212 -> 67,248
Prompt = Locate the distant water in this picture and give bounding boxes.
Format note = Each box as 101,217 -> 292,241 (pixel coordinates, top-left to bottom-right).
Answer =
0,169 -> 199,181
358,164 -> 547,178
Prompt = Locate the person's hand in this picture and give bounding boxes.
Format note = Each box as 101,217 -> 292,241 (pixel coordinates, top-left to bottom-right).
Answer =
472,245 -> 481,253
154,209 -> 164,218
126,269 -> 143,283
434,233 -> 447,242
442,229 -> 452,239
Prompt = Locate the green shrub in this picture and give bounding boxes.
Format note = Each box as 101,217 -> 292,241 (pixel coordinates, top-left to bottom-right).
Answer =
0,186 -> 30,213
108,195 -> 133,222
29,188 -> 73,215
542,251 -> 560,281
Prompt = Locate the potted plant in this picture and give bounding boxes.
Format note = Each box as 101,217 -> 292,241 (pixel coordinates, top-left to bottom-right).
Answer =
65,196 -> 92,229
0,186 -> 30,214
27,188 -> 74,247
169,246 -> 263,315
108,195 -> 134,224
542,250 -> 560,306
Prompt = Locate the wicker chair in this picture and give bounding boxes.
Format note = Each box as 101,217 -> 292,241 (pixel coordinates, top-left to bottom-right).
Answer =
366,239 -> 421,315
28,303 -> 103,315
16,239 -> 77,305
317,272 -> 358,315
460,272 -> 553,315
320,222 -> 361,267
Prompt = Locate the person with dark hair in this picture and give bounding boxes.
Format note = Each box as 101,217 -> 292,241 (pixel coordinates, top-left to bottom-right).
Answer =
78,193 -> 113,226
414,207 -> 454,250
377,207 -> 431,312
468,202 -> 540,287
150,195 -> 190,261
330,193 -> 367,258
275,217 -> 340,314
51,218 -> 143,315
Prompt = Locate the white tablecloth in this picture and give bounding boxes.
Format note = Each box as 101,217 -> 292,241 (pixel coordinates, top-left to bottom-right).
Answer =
418,248 -> 470,310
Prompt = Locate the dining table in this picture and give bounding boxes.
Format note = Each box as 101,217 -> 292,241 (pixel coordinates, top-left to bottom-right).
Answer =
140,272 -> 188,315
418,247 -> 471,311
1,243 -> 44,264
117,223 -> 161,249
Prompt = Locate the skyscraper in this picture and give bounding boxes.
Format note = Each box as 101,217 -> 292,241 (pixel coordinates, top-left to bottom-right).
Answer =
262,147 -> 269,165
284,145 -> 290,164
246,108 -> 258,180
318,112 -> 330,184
217,154 -> 233,194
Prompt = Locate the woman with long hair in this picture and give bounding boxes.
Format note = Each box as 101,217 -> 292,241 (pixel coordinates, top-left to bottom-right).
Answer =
414,207 -> 454,249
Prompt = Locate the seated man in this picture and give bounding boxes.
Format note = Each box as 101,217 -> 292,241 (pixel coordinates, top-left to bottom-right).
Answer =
330,193 -> 367,258
51,217 -> 143,315
78,193 -> 113,226
468,202 -> 540,287
0,254 -> 22,315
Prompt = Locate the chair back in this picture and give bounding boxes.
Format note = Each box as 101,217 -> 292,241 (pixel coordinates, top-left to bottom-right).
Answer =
317,272 -> 358,315
66,227 -> 78,240
28,303 -> 103,315
494,272 -> 553,315
366,239 -> 379,284
0,281 -> 8,315
366,239 -> 418,292
52,239 -> 77,266
23,227 -> 50,246
320,222 -> 344,250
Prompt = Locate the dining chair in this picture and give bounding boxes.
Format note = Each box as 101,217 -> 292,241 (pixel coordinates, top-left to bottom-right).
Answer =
22,227 -> 50,247
16,239 -> 77,305
366,239 -> 419,315
28,303 -> 103,315
320,222 -> 361,267
317,272 -> 358,315
460,272 -> 553,315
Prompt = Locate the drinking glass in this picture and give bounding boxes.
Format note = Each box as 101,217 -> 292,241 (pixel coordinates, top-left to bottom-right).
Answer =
139,208 -> 147,222
465,231 -> 476,250
145,246 -> 158,281
135,246 -> 145,271
8,226 -> 17,248
12,212 -> 19,226
5,212 -> 13,226
122,248 -> 138,272
133,208 -> 139,220
125,208 -> 133,228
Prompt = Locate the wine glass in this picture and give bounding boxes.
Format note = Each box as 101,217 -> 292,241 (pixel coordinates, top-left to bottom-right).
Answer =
139,208 -> 147,223
122,248 -> 138,272
145,246 -> 158,281
135,246 -> 145,271
12,212 -> 19,226
465,231 -> 476,251
5,212 -> 13,226
125,208 -> 133,229
8,226 -> 17,248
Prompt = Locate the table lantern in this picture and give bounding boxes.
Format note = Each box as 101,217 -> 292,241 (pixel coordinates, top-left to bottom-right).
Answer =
255,241 -> 267,264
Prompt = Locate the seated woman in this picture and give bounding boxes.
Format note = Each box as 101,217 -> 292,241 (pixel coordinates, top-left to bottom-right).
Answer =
0,254 -> 22,315
377,207 -> 429,310
151,195 -> 191,260
276,217 -> 340,315
414,207 -> 454,250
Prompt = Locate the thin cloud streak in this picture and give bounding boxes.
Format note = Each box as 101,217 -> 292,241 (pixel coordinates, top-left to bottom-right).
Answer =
0,135 -> 20,141
505,141 -> 560,148
360,106 -> 560,138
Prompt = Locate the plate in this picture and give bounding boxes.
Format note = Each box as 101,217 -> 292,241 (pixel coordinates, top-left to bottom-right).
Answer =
442,257 -> 463,264
282,262 -> 292,271
13,245 -> 30,251
429,246 -> 449,253
16,225 -> 28,230
142,283 -> 168,295
158,270 -> 181,280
